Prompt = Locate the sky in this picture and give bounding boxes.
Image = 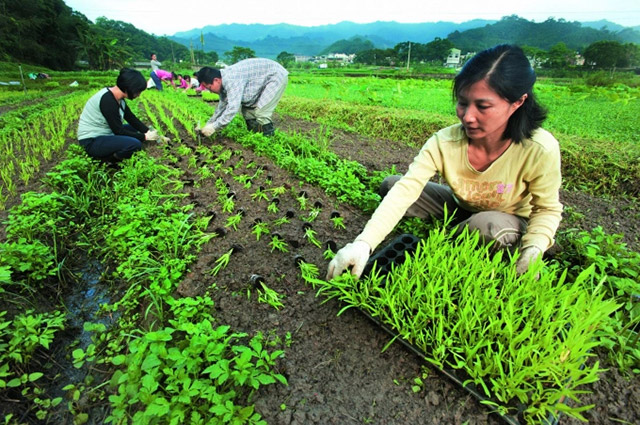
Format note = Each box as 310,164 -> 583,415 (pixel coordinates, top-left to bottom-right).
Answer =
64,0 -> 640,36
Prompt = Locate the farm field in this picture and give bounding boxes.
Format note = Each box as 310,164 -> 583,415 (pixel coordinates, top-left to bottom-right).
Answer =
1,71 -> 639,425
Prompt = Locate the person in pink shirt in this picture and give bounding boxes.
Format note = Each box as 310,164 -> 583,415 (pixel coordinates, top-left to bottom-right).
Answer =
177,74 -> 190,90
150,69 -> 176,91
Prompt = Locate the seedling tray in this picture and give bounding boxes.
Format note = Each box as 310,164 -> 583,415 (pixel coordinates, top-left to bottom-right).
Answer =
361,234 -> 561,425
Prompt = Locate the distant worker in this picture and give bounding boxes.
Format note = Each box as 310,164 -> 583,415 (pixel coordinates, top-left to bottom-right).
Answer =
150,53 -> 161,71
196,58 -> 288,136
77,68 -> 161,163
178,74 -> 190,89
150,69 -> 177,91
327,44 -> 563,280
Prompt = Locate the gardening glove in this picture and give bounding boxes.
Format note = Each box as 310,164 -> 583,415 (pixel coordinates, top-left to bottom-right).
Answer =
199,123 -> 216,137
515,246 -> 542,275
326,240 -> 371,280
145,129 -> 159,141
160,136 -> 171,143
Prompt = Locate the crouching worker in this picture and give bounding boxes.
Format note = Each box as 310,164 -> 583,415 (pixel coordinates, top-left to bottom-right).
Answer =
196,58 -> 288,137
327,44 -> 563,280
77,68 -> 160,163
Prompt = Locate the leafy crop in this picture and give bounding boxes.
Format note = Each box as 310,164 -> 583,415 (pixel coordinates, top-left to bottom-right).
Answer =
302,226 -> 619,423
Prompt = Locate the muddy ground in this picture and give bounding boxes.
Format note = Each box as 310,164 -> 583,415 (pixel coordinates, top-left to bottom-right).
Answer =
1,109 -> 639,425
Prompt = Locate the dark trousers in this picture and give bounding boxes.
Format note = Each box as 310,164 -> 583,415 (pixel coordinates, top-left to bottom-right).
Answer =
79,125 -> 142,161
150,71 -> 163,91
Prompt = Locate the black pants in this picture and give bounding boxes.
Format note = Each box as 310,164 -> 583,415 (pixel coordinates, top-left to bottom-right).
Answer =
79,125 -> 142,161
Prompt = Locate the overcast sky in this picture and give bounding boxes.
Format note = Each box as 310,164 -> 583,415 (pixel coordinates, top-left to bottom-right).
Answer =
64,0 -> 640,36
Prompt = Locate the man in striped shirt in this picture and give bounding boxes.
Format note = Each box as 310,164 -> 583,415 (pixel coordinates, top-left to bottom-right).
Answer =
196,58 -> 288,137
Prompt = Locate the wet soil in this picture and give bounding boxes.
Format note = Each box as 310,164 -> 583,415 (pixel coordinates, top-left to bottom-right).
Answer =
2,108 -> 639,425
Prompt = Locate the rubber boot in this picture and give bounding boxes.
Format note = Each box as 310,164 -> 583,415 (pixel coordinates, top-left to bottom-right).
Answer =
261,122 -> 275,137
245,119 -> 260,132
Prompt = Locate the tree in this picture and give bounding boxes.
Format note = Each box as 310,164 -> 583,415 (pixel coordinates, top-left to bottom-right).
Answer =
545,42 -> 574,68
224,46 -> 255,64
583,40 -> 630,70
277,51 -> 296,67
423,38 -> 456,62
0,0 -> 88,70
354,48 -> 396,66
193,50 -> 219,66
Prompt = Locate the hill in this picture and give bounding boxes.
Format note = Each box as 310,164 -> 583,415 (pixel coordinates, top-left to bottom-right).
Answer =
170,20 -> 495,58
170,17 -> 640,59
447,15 -> 640,52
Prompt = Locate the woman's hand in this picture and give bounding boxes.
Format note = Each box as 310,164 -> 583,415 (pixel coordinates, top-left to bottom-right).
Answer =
515,246 -> 542,275
326,240 -> 371,280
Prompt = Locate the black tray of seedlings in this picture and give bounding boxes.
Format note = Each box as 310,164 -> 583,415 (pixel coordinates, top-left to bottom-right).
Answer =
360,234 -> 562,425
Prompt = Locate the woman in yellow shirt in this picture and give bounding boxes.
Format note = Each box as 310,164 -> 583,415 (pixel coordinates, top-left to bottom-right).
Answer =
327,44 -> 562,280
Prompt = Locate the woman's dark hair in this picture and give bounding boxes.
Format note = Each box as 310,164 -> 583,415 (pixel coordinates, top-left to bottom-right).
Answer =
453,44 -> 547,143
196,66 -> 222,84
116,68 -> 147,99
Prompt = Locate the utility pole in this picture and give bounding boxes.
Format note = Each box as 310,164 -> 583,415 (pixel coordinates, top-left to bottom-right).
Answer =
18,64 -> 27,94
406,42 -> 411,71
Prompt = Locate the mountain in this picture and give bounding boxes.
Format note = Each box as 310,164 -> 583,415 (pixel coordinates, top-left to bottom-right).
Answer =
170,17 -> 640,60
170,20 -> 495,58
447,16 -> 640,52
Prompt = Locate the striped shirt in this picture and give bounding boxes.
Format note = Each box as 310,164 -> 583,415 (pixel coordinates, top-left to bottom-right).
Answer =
207,58 -> 288,129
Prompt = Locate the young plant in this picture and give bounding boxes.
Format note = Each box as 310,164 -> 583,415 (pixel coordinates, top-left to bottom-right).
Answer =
270,186 -> 287,196
257,282 -> 285,310
330,216 -> 345,231
251,186 -> 269,202
225,213 -> 243,231
267,202 -> 280,214
273,216 -> 289,226
301,207 -> 321,223
268,235 -> 289,253
208,248 -> 233,276
252,221 -> 270,241
296,193 -> 308,210
323,246 -> 336,260
303,227 -> 322,248
221,197 -> 235,214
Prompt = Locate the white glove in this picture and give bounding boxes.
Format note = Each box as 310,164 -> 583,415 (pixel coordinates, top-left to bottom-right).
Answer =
160,136 -> 171,143
326,240 -> 371,280
199,124 -> 216,137
515,246 -> 542,275
145,129 -> 159,141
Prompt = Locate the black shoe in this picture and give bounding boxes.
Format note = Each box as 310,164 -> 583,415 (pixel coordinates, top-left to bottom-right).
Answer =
245,119 -> 260,132
261,122 -> 275,136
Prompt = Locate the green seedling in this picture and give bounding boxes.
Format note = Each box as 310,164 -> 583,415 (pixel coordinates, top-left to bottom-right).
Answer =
225,213 -> 243,231
252,187 -> 269,201
304,228 -> 322,248
323,247 -> 336,260
296,195 -> 308,210
257,281 -> 285,310
331,216 -> 346,230
270,186 -> 287,196
221,197 -> 235,213
252,221 -> 270,241
273,216 -> 289,226
267,202 -> 280,214
208,248 -> 233,276
301,208 -> 321,223
269,236 -> 289,253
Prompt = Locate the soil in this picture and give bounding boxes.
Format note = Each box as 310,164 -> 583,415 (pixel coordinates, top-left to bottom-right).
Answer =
2,107 -> 639,425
